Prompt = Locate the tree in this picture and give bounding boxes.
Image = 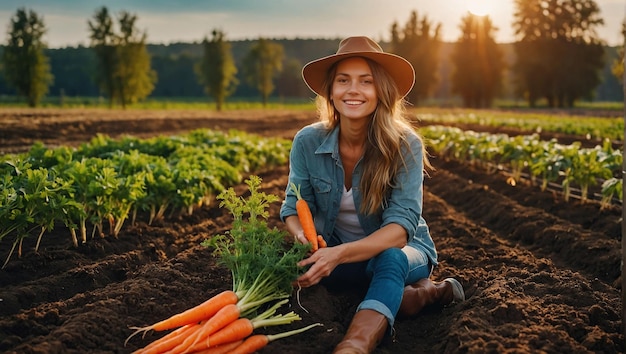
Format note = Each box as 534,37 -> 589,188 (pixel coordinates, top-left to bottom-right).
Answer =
611,20 -> 625,82
88,7 -> 116,107
241,38 -> 284,106
88,7 -> 156,108
2,8 -> 53,107
513,0 -> 605,108
451,14 -> 505,108
195,29 -> 238,111
114,11 -> 156,108
390,11 -> 442,105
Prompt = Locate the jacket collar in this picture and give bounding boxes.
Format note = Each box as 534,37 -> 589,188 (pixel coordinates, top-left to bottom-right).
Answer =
315,125 -> 340,157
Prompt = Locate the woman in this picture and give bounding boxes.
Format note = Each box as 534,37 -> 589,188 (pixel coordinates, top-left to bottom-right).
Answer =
280,36 -> 465,354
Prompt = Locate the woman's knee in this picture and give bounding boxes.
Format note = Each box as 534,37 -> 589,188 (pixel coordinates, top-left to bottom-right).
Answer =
367,248 -> 409,275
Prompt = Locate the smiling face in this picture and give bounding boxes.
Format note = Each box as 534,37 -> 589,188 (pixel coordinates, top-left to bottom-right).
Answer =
330,57 -> 378,122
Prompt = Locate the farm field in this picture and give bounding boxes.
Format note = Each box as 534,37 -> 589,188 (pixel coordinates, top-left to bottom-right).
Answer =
0,108 -> 623,353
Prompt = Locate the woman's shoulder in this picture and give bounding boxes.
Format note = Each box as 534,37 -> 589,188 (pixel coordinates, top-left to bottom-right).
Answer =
403,126 -> 423,145
294,122 -> 328,140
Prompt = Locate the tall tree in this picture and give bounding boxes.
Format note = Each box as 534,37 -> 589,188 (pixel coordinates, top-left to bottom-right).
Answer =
2,8 -> 53,107
241,38 -> 284,106
114,11 -> 156,108
88,7 -> 155,108
451,14 -> 504,108
195,29 -> 238,111
611,20 -> 625,82
390,11 -> 442,105
513,0 -> 605,108
88,6 -> 116,107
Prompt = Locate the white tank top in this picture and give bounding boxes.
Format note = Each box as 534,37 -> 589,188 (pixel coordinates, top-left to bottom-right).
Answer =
335,186 -> 366,243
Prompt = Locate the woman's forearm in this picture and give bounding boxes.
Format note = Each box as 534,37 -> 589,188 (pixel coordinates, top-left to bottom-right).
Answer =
336,223 -> 407,264
284,215 -> 307,244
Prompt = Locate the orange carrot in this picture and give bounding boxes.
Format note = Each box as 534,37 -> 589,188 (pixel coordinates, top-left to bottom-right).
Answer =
186,301 -> 302,353
132,323 -> 202,354
229,335 -> 270,354
317,235 -> 327,248
142,324 -> 194,351
191,339 -> 245,354
125,290 -> 238,346
186,317 -> 255,352
229,323 -> 323,354
168,303 -> 242,353
290,183 -> 318,251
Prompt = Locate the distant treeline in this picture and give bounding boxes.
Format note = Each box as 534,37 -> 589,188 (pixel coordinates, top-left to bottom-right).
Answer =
0,39 -> 621,102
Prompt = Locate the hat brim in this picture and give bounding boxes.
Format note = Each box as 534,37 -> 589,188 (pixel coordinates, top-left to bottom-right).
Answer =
302,51 -> 415,98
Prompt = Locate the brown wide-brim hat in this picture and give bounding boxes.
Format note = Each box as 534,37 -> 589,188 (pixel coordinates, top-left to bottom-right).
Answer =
302,36 -> 415,98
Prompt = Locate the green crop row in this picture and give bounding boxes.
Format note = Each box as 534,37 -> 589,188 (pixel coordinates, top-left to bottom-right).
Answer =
421,125 -> 622,208
415,110 -> 623,142
0,129 -> 292,268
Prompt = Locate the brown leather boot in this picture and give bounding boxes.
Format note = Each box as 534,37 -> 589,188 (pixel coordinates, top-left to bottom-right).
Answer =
333,309 -> 388,354
398,277 -> 465,318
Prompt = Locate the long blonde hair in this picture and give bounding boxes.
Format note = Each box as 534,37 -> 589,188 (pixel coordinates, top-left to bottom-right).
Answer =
316,57 -> 432,215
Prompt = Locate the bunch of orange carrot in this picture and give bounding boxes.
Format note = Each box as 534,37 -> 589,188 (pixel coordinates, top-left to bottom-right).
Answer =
128,298 -> 321,353
125,176 -> 322,353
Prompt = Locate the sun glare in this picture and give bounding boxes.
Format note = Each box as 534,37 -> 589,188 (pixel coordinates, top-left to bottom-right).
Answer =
466,0 -> 494,17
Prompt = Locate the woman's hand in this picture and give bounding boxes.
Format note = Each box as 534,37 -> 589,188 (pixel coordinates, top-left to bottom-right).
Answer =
295,224 -> 407,287
285,215 -> 310,246
293,230 -> 308,245
295,245 -> 343,287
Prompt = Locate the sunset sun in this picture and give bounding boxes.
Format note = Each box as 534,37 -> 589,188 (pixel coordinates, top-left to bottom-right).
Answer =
465,0 -> 496,16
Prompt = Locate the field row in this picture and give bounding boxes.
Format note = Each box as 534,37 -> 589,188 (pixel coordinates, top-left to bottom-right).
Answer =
0,130 -> 290,268
421,125 -> 622,207
415,109 -> 623,141
1,111 -> 623,269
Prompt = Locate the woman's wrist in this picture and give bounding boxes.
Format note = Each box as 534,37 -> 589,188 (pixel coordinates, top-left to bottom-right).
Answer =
294,230 -> 307,244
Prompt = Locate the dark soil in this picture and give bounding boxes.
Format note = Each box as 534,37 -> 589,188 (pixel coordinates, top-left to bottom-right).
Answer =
0,108 -> 623,354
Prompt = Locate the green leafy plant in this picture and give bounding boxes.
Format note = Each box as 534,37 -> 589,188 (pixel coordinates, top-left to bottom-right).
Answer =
421,125 -> 621,205
203,175 -> 309,304
0,129 -> 293,267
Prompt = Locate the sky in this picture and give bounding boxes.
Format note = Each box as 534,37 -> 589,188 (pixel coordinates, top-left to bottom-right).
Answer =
0,0 -> 625,48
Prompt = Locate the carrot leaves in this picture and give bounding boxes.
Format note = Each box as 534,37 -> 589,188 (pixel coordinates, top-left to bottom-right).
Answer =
203,175 -> 309,318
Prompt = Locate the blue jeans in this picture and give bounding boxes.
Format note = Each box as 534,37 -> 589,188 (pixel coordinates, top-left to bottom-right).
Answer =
321,244 -> 433,329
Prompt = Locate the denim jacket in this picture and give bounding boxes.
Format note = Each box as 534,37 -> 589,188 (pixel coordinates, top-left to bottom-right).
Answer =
280,122 -> 438,266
